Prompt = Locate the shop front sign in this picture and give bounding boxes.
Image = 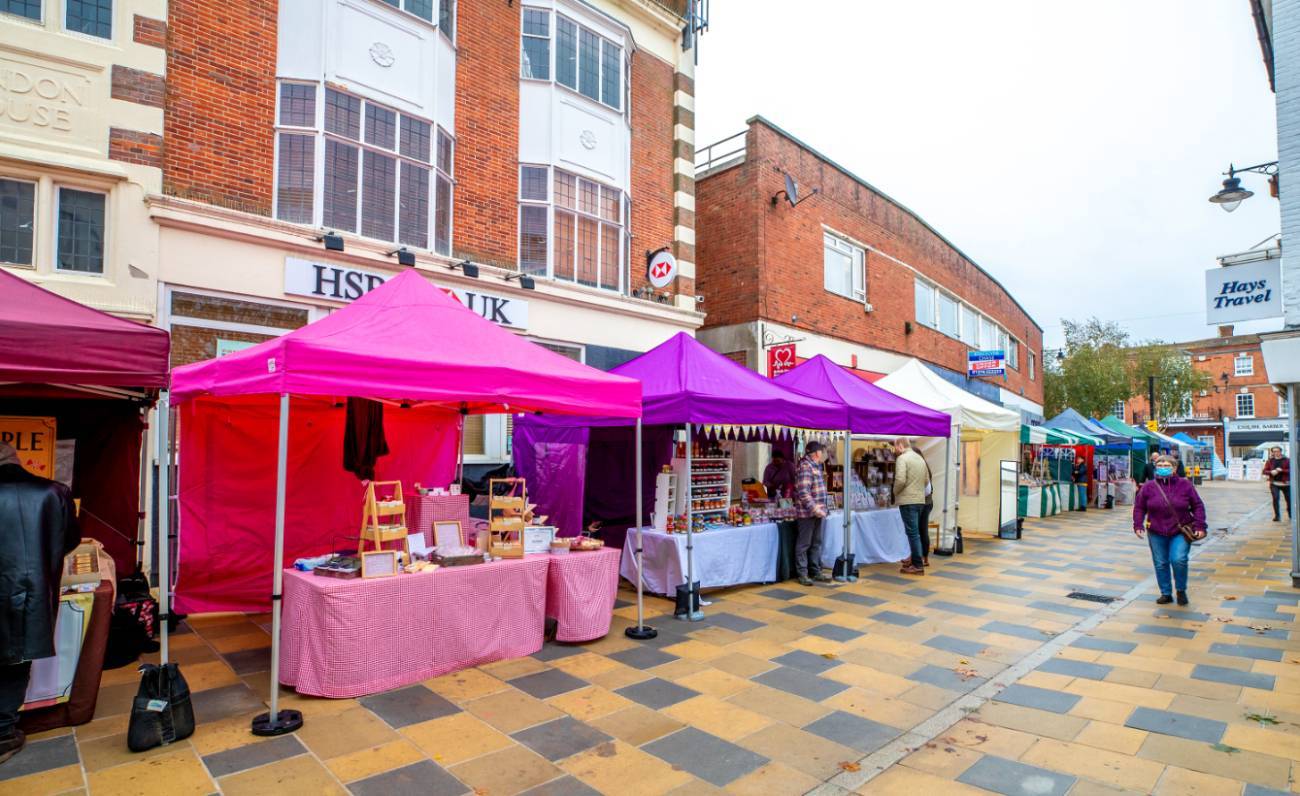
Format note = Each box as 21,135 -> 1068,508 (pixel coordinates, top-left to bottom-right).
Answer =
968,350 -> 1005,377
284,258 -> 529,329
767,343 -> 796,377
0,415 -> 56,478
646,249 -> 677,288
1205,259 -> 1282,324
1227,418 -> 1289,434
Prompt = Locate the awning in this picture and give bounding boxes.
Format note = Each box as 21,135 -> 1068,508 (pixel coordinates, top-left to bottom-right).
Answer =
1020,425 -> 1075,445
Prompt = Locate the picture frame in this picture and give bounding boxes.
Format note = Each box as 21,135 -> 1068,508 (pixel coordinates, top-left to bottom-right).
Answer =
432,520 -> 464,548
523,525 -> 557,555
360,550 -> 398,578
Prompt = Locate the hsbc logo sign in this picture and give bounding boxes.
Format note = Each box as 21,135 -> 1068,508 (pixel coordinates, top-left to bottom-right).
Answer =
646,249 -> 678,288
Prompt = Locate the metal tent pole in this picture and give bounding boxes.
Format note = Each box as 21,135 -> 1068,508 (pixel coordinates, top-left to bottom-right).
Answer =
940,433 -> 951,550
835,431 -> 856,581
252,393 -> 303,736
676,423 -> 703,620
626,418 -> 657,639
1289,385 -> 1299,588
156,391 -> 170,664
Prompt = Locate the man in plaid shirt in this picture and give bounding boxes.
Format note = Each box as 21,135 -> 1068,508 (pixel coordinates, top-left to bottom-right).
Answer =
794,441 -> 831,586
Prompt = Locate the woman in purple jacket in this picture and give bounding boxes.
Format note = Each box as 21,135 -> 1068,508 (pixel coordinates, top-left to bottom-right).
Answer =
1133,454 -> 1208,605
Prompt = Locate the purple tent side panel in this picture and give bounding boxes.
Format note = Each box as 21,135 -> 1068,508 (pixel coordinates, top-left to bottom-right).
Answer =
512,420 -> 589,537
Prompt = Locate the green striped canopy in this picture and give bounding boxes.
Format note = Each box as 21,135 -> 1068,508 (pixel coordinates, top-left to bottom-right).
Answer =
1021,425 -> 1077,445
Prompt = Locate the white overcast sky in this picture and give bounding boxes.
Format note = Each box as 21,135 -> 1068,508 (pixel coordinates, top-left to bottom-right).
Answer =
692,0 -> 1281,349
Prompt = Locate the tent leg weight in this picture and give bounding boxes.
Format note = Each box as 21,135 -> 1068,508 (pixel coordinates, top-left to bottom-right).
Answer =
832,553 -> 856,582
251,709 -> 303,737
674,581 -> 703,621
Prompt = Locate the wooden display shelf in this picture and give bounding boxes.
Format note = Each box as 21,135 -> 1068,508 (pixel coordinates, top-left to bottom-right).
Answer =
360,482 -> 410,558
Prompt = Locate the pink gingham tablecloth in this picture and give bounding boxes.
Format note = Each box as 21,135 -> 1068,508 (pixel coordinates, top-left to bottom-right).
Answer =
545,548 -> 621,642
407,493 -> 472,546
279,556 -> 549,698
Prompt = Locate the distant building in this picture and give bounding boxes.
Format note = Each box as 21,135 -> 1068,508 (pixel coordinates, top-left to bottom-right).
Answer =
694,117 -> 1044,419
1121,325 -> 1290,461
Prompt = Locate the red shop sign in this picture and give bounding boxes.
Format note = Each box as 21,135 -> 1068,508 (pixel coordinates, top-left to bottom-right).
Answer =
768,343 -> 797,377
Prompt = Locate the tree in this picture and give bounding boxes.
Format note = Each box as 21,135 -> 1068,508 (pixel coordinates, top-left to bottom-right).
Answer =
1043,318 -> 1130,419
1044,317 -> 1211,424
1126,344 -> 1211,423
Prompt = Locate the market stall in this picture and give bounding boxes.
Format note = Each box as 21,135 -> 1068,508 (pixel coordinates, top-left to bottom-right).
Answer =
1172,432 -> 1225,478
876,360 -> 1021,539
1018,425 -> 1082,518
774,355 -> 951,573
0,270 -> 170,734
168,271 -> 640,728
1048,409 -> 1132,508
515,333 -> 845,615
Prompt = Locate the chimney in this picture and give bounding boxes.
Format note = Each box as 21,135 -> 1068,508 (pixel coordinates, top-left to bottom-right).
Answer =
1218,325 -> 1234,338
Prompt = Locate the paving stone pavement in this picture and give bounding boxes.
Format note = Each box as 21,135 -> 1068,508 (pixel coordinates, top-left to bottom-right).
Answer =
5,481 -> 1299,795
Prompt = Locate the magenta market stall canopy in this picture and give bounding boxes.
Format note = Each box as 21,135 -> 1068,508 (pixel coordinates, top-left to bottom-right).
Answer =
0,269 -> 170,573
166,270 -> 641,737
773,355 -> 951,437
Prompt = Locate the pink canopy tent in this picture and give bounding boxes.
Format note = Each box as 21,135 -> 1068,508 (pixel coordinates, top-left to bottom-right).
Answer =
166,270 -> 640,736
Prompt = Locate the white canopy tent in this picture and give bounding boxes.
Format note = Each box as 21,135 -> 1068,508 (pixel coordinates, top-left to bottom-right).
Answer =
877,359 -> 1021,539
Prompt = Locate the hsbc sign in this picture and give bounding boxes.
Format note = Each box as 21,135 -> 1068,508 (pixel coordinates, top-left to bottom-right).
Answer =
646,249 -> 678,288
283,257 -> 528,329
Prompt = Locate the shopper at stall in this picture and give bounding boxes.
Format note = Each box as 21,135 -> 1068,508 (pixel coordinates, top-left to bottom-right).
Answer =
794,441 -> 831,586
893,437 -> 927,575
763,449 -> 797,500
0,443 -> 81,764
1263,446 -> 1292,522
1072,455 -> 1089,512
912,443 -> 934,567
1133,454 -> 1207,606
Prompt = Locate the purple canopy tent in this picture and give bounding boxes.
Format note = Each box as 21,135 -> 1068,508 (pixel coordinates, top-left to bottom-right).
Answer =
515,332 -> 844,630
774,355 -> 953,578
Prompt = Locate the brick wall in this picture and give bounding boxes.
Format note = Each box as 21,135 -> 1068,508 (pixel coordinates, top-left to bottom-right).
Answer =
629,49 -> 689,297
109,128 -> 164,169
164,0 -> 277,216
110,65 -> 165,108
697,120 -> 1044,401
133,15 -> 167,48
453,1 -> 520,268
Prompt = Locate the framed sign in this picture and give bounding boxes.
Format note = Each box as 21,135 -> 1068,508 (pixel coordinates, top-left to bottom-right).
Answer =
967,350 -> 1005,378
767,343 -> 797,377
433,521 -> 464,548
1205,259 -> 1282,324
523,526 -> 557,554
361,550 -> 398,578
0,416 -> 56,479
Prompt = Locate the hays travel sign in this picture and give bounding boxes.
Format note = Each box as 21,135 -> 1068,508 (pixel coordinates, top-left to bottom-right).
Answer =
284,258 -> 528,329
1205,260 -> 1282,324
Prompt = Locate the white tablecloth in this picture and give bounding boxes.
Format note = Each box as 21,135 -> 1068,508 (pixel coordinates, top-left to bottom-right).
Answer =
620,523 -> 779,595
819,509 -> 911,568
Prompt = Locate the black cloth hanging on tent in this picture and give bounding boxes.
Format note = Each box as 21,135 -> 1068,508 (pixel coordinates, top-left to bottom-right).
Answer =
343,398 -> 389,480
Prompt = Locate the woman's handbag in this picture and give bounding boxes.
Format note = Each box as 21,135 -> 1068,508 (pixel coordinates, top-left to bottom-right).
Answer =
127,662 -> 195,752
1152,481 -> 1207,542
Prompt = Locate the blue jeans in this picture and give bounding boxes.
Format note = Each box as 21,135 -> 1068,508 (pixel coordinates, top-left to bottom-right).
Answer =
1148,533 -> 1190,595
1076,484 -> 1087,509
899,504 -> 924,567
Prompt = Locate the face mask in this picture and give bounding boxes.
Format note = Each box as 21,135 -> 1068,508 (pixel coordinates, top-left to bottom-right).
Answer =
1155,466 -> 1174,477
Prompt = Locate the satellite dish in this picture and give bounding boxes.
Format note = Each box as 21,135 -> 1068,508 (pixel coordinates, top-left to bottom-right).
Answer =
784,173 -> 798,207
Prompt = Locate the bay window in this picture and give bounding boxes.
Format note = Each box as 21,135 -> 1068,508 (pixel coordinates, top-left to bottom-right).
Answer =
378,0 -> 452,33
518,165 -> 625,292
274,83 -> 453,256
525,10 -> 623,111
823,232 -> 865,302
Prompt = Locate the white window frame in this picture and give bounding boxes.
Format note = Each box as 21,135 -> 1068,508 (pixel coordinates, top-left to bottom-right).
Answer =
936,291 -> 959,337
517,163 -> 626,294
914,278 -> 935,328
1112,399 -> 1125,420
1278,392 -> 1289,418
1234,353 -> 1254,377
1236,392 -> 1255,418
53,184 -> 108,276
528,8 -> 625,114
271,81 -> 453,256
63,0 -> 113,41
0,175 -> 37,268
1028,350 -> 1036,381
438,0 -> 454,41
0,0 -> 42,25
1197,435 -> 1215,449
521,7 -> 550,80
822,231 -> 865,303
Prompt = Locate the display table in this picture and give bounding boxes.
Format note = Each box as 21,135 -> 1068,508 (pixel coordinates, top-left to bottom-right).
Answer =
621,523 -> 779,595
19,579 -> 113,733
819,509 -> 910,568
279,557 -> 549,698
546,548 -> 620,642
407,493 -> 472,546
1018,483 -> 1065,518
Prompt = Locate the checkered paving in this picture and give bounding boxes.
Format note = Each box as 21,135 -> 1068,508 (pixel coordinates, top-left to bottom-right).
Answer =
5,481 -> 1297,795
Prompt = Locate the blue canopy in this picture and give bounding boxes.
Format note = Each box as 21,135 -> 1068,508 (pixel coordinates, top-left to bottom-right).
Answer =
1047,408 -> 1129,446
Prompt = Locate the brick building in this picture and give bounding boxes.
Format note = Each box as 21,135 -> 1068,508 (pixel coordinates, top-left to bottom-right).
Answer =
0,0 -> 167,319
694,117 -> 1044,418
1122,325 -> 1291,461
149,0 -> 702,465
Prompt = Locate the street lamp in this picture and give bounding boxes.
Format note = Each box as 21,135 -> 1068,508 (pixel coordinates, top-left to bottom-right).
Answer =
1208,161 -> 1278,212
